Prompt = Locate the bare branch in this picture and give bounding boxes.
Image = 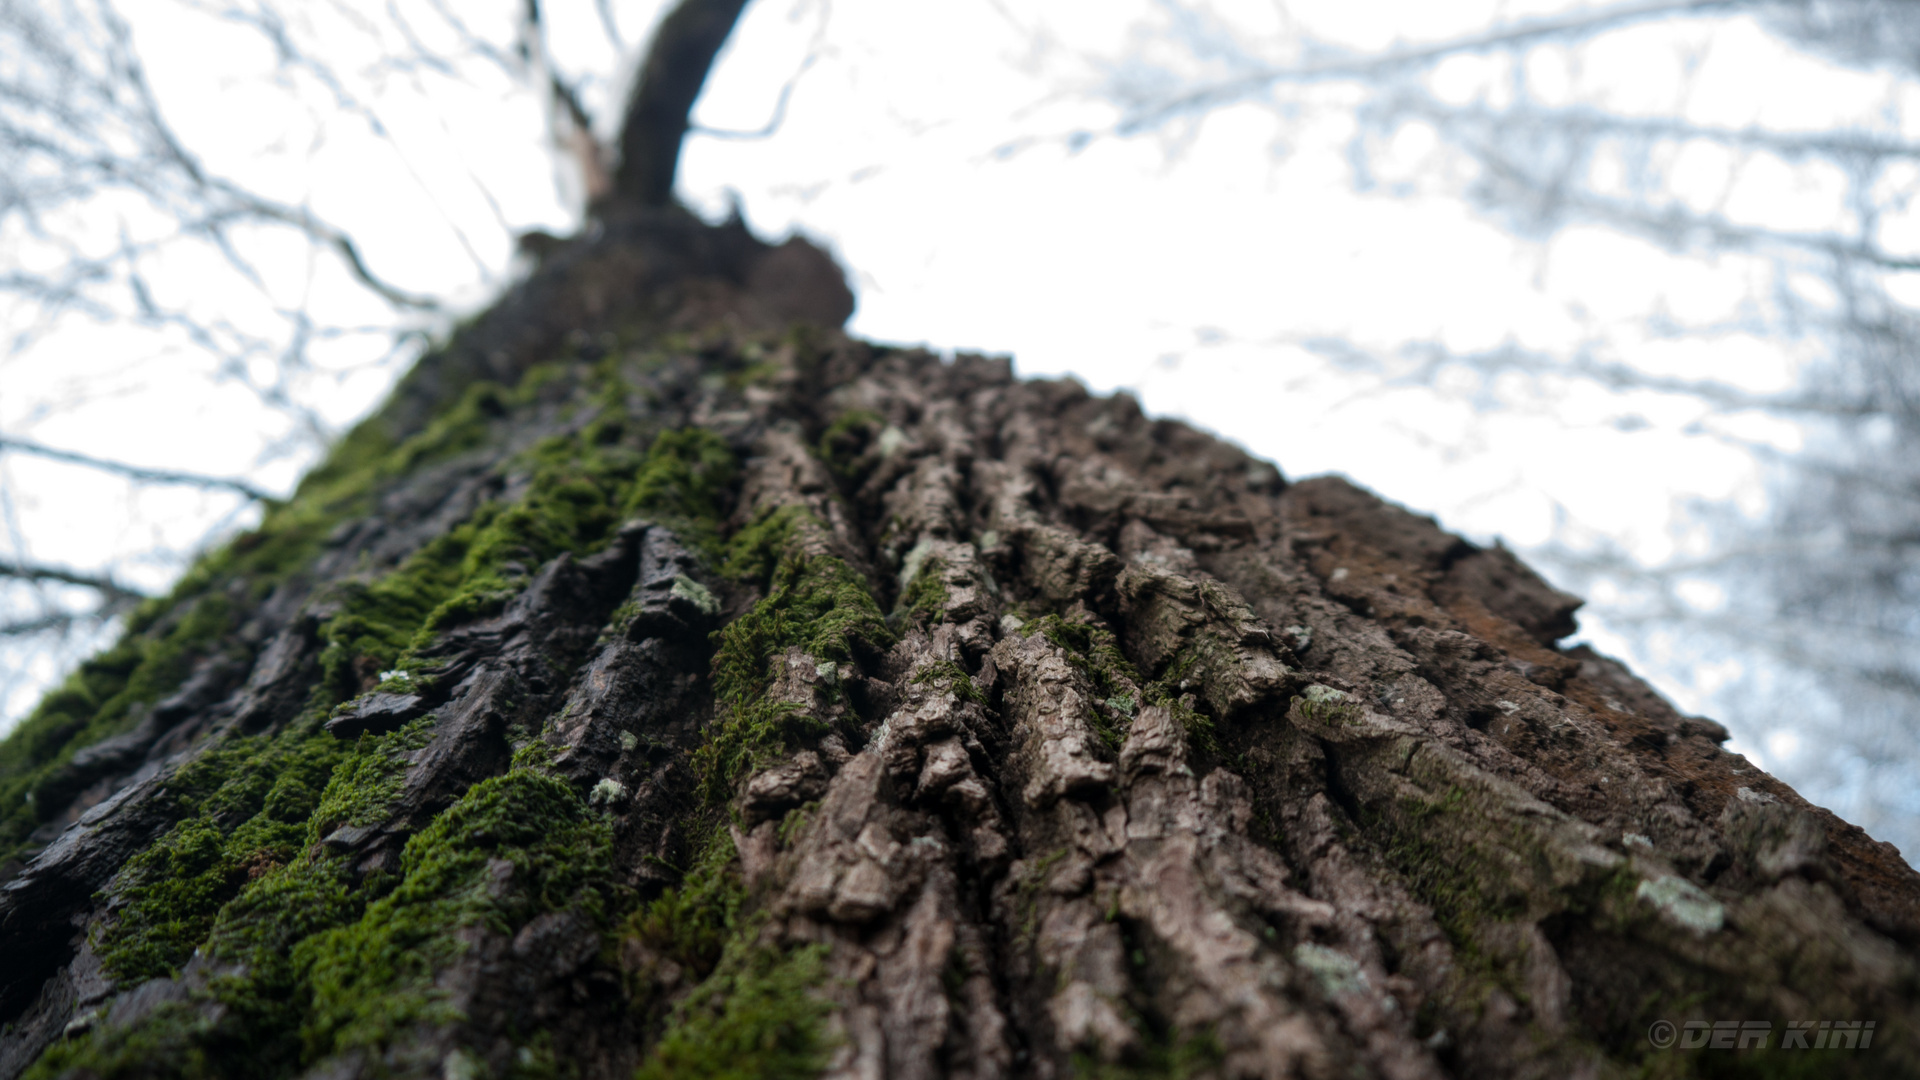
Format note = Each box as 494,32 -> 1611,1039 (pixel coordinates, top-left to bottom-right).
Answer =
0,611 -> 98,638
688,3 -> 831,144
1297,336 -> 1889,420
523,0 -> 613,206
216,187 -> 443,311
1113,0 -> 1751,136
689,52 -> 817,141
611,0 -> 751,208
1457,126 -> 1920,273
0,557 -> 148,602
593,0 -> 626,53
1384,97 -> 1920,169
0,436 -> 276,502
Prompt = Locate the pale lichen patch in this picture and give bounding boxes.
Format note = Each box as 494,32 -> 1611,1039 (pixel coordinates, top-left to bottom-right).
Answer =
897,536 -> 936,587
1303,684 -> 1349,706
1635,874 -> 1725,934
1294,943 -> 1369,999
668,574 -> 719,616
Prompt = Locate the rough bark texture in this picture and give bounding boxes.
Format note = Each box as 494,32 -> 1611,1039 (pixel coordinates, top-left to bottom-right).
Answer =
1,213 -> 1917,1080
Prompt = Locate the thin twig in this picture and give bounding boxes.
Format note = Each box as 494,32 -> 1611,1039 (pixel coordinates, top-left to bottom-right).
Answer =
0,557 -> 148,601
1115,0 -> 1748,134
0,435 -> 276,502
0,612 -> 92,637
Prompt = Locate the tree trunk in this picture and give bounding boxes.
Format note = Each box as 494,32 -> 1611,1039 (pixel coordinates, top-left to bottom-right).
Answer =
0,202 -> 1916,1080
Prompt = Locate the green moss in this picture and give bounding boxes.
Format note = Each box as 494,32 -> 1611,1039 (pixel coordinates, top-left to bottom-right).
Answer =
1366,785 -> 1520,947
306,715 -> 440,836
911,659 -> 983,704
1027,616 -> 1139,750
40,745 -> 611,1079
33,791 -> 371,1080
775,800 -> 820,849
1144,682 -> 1217,757
815,409 -> 882,480
316,524 -> 477,697
9,338 -> 764,1077
719,345 -> 784,393
718,504 -> 808,585
297,768 -> 614,1056
23,1000 -> 215,1080
634,937 -> 831,1080
368,380 -> 508,481
43,707 -> 470,1076
896,556 -> 950,626
695,697 -> 815,808
0,369 -> 581,867
1355,779 -> 1857,1075
315,410 -> 739,701
1072,1030 -> 1223,1080
2,334 -> 755,1080
1127,642 -> 1216,754
206,850 -> 365,980
92,718 -> 342,982
1016,847 -> 1071,941
615,823 -> 833,1080
89,708 -> 449,986
289,355 -> 736,700
620,428 -> 739,560
619,825 -> 745,992
699,510 -> 893,803
1021,614 -> 1224,755
203,373 -> 542,615
601,599 -> 644,643
0,594 -> 238,864
1356,782 -> 1584,1027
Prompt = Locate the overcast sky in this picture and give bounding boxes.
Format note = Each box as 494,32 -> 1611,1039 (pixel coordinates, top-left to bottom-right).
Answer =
3,0 -> 1907,840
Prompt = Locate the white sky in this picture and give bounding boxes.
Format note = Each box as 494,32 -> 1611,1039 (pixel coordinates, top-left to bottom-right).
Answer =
2,0 -> 1911,844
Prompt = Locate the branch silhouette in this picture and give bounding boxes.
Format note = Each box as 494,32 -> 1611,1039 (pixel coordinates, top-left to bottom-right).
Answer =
0,437 -> 275,503
0,558 -> 147,603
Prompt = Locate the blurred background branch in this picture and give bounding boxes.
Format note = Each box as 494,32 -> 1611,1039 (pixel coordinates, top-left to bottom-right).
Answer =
0,436 -> 275,501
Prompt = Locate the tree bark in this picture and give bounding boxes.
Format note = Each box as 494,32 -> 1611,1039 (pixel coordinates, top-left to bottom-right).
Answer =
3,0 -> 1919,1073
0,210 -> 1915,1080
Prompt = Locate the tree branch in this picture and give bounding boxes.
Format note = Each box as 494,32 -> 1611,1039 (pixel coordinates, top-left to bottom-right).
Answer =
1114,0 -> 1748,135
610,0 -> 751,208
0,435 -> 276,502
94,5 -> 440,311
0,612 -> 95,638
0,557 -> 148,602
688,51 -> 816,141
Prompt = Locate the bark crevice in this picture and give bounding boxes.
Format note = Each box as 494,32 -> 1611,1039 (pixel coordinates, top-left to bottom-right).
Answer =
1,223 -> 1916,1080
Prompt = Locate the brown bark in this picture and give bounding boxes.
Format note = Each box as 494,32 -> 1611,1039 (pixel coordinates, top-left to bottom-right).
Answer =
2,1 -> 1917,1074
0,211 -> 1914,1080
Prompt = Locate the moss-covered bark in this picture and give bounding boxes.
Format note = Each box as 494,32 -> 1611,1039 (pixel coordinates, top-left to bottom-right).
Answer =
1,206 -> 1917,1080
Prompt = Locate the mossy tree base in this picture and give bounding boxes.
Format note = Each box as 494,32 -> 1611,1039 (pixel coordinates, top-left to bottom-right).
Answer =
2,212 -> 1918,1080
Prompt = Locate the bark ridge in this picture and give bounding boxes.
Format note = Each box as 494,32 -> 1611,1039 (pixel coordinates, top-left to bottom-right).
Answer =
0,219 -> 1915,1080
